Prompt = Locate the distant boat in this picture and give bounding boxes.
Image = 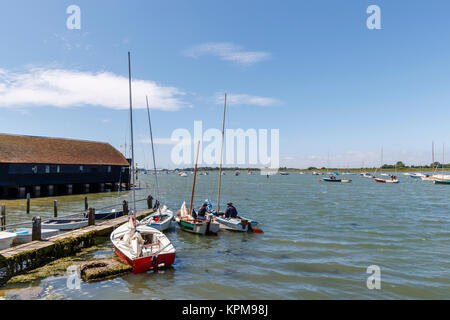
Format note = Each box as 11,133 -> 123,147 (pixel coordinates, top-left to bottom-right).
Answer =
374,177 -> 399,183
341,178 -> 352,183
179,172 -> 187,177
361,173 -> 375,178
279,172 -> 289,175
410,173 -> 426,179
321,176 -> 342,182
0,231 -> 16,250
235,171 -> 240,176
312,171 -> 321,175
434,179 -> 450,185
6,228 -> 59,245
42,218 -> 88,230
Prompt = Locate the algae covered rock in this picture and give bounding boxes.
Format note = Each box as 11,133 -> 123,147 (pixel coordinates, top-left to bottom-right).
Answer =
80,258 -> 131,282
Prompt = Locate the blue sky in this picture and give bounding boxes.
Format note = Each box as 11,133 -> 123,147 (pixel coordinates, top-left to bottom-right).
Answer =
0,0 -> 449,169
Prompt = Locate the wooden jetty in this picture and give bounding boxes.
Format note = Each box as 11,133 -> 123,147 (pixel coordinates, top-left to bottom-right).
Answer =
0,208 -> 154,285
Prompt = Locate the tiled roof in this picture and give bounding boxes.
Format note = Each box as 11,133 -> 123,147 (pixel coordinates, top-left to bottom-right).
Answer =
0,134 -> 129,166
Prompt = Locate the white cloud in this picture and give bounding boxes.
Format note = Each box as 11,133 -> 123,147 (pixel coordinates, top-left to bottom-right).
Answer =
0,67 -> 188,111
215,93 -> 281,107
183,42 -> 270,65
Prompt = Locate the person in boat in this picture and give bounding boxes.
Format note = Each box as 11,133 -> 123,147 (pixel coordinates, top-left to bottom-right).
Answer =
330,175 -> 336,180
224,202 -> 238,219
196,203 -> 209,221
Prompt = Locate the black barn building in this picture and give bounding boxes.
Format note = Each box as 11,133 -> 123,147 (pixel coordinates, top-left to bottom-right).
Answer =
0,134 -> 131,198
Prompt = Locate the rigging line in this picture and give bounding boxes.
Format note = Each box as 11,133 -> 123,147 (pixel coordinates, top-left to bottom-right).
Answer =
146,95 -> 160,203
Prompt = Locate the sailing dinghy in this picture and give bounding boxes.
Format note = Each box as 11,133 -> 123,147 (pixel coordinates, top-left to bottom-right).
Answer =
111,52 -> 176,274
210,93 -> 263,233
111,217 -> 175,273
176,201 -> 220,235
176,141 -> 220,235
140,205 -> 174,232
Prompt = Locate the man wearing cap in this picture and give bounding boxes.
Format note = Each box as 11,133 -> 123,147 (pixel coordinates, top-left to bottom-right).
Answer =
224,202 -> 238,219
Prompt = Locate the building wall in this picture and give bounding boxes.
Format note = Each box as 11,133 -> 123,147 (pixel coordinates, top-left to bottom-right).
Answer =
0,163 -> 130,187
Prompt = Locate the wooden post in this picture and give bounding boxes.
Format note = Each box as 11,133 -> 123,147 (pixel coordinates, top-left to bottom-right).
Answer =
147,195 -> 153,209
26,193 -> 30,214
54,200 -> 58,217
88,208 -> 95,226
32,216 -> 41,241
1,205 -> 5,231
84,196 -> 88,211
122,200 -> 129,216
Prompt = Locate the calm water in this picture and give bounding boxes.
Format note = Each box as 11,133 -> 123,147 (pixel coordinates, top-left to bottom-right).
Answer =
1,172 -> 449,299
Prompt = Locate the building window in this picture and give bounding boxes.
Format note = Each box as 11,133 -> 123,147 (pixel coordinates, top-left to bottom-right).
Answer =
80,165 -> 84,172
45,165 -> 50,173
32,165 -> 37,174
108,166 -> 111,173
57,165 -> 60,173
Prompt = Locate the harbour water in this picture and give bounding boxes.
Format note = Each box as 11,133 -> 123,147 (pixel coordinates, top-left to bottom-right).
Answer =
0,172 -> 449,299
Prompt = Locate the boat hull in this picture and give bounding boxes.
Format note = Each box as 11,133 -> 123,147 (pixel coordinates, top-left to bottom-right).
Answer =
434,180 -> 450,185
214,216 -> 258,232
322,178 -> 341,182
84,210 -> 124,220
7,228 -> 59,245
0,232 -> 16,250
114,246 -> 175,274
375,178 -> 399,183
42,219 -> 88,230
177,218 -> 220,235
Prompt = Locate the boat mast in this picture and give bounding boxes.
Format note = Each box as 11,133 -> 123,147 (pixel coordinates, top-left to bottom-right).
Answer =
128,52 -> 136,219
189,141 -> 201,217
217,93 -> 227,213
146,95 -> 160,208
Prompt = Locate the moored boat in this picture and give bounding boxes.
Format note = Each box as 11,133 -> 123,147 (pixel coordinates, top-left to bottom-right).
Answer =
374,177 -> 399,183
83,209 -> 124,220
176,202 -> 220,235
0,231 -> 16,250
434,179 -> 450,185
6,228 -> 59,245
140,206 -> 174,232
111,218 -> 176,273
42,218 -> 88,230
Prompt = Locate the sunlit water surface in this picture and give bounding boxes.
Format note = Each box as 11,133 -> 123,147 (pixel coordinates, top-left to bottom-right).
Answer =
1,173 -> 449,299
